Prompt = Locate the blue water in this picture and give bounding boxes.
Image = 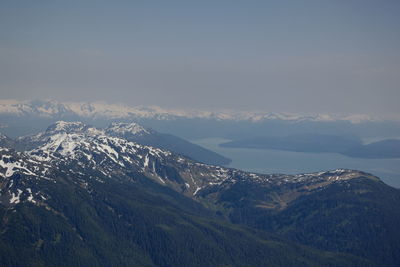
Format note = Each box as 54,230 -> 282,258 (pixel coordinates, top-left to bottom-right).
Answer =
192,138 -> 400,188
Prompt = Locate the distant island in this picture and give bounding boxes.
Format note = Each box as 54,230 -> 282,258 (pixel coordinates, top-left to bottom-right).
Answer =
220,134 -> 400,159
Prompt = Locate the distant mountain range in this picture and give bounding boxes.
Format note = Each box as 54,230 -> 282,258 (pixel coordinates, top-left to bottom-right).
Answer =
2,99 -> 400,144
1,99 -> 399,172
0,99 -> 393,123
1,121 -> 400,266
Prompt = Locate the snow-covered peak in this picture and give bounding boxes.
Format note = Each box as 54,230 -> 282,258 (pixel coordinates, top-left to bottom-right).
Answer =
26,123 -> 182,187
47,121 -> 85,132
45,121 -> 91,134
17,121 -> 104,148
23,121 -> 161,164
106,122 -> 151,137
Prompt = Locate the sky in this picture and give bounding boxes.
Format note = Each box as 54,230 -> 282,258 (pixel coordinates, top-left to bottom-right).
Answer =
0,0 -> 399,115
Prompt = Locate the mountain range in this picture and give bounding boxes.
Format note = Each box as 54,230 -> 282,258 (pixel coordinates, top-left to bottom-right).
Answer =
0,99 -> 391,123
1,99 -> 400,144
15,121 -> 230,166
1,121 -> 400,266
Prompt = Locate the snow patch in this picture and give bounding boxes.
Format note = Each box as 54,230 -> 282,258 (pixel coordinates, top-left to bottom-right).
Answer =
9,189 -> 22,204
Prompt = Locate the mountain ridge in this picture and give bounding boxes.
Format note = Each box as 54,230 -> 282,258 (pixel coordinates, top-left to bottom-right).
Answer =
16,121 -> 231,166
1,121 -> 382,208
0,99 -> 392,123
1,121 -> 399,266
0,125 -> 374,266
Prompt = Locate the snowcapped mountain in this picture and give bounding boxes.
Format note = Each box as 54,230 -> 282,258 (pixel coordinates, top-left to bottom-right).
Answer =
17,121 -> 231,165
2,121 -> 382,206
0,99 -> 388,123
2,122 -> 378,266
105,122 -> 151,137
12,121 -> 233,195
1,121 -> 400,266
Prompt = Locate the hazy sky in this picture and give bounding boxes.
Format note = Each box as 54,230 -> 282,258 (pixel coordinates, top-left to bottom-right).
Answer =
1,0 -> 399,115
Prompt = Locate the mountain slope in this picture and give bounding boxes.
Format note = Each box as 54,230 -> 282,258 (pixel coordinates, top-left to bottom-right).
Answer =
195,170 -> 400,266
0,133 -> 370,266
1,121 -> 399,266
16,121 -> 231,166
105,122 -> 231,165
0,133 -> 15,149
